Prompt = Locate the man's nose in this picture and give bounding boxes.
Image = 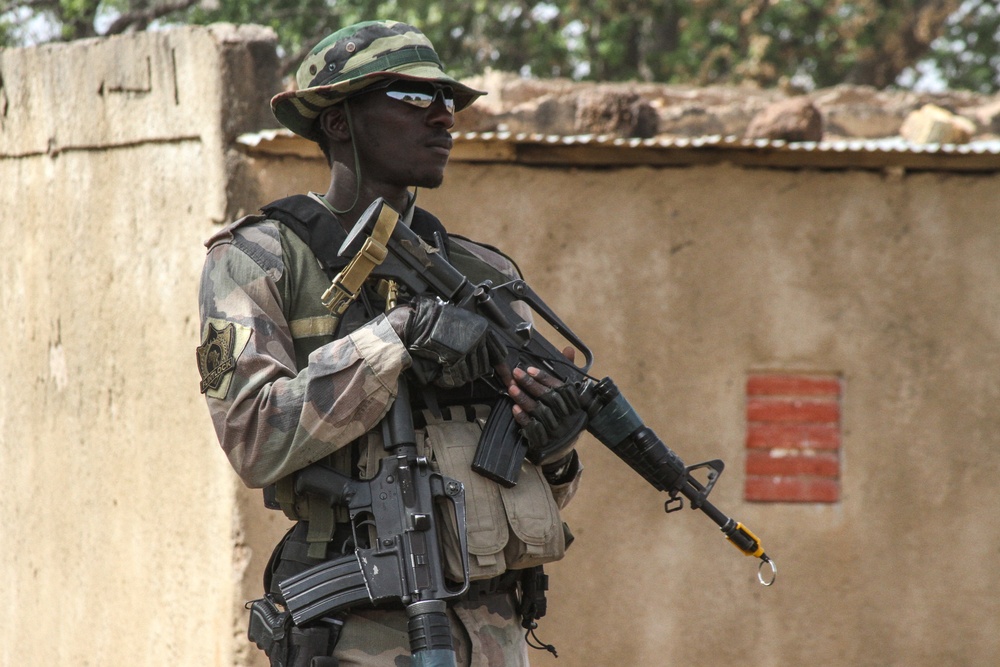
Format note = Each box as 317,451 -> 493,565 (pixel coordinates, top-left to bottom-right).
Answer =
426,96 -> 455,129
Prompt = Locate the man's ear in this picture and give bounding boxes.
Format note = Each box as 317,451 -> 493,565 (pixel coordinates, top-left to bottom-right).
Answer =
319,104 -> 351,143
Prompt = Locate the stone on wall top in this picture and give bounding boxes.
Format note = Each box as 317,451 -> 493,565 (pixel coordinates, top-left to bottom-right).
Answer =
455,69 -> 1000,145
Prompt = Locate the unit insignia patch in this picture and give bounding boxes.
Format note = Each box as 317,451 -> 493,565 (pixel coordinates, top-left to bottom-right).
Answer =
197,321 -> 250,399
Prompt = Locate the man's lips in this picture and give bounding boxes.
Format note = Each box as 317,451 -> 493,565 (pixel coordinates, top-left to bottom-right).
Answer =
426,136 -> 453,155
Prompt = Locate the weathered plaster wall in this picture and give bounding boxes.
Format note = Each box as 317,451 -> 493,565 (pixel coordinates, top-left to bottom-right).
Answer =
0,26 -> 281,667
420,164 -> 1000,666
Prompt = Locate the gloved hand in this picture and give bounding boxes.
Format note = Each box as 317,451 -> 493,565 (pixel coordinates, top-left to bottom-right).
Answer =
504,358 -> 588,466
388,296 -> 506,388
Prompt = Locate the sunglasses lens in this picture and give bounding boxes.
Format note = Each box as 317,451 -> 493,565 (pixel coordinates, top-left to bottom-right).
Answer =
385,84 -> 455,113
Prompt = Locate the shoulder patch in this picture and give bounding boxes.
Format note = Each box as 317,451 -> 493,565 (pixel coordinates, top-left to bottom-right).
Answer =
197,319 -> 252,399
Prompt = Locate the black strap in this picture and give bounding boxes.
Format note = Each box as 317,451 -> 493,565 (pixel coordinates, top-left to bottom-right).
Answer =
261,195 -> 348,279
261,195 -> 448,281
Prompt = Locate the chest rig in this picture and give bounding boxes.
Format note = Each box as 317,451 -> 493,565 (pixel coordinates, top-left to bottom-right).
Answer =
261,195 -> 513,557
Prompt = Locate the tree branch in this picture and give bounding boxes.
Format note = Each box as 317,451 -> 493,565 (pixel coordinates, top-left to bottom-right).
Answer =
0,0 -> 58,14
102,0 -> 200,36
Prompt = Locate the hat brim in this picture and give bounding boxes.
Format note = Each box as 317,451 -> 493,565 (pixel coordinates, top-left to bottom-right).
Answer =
271,63 -> 485,140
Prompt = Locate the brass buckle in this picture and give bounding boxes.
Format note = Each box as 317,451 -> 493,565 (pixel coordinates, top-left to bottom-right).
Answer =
321,278 -> 357,317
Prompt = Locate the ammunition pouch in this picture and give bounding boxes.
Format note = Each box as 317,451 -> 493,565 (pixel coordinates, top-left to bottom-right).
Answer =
425,406 -> 566,581
515,566 -> 549,627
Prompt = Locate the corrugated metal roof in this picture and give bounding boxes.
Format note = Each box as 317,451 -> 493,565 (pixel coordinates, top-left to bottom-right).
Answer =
237,128 -> 1000,172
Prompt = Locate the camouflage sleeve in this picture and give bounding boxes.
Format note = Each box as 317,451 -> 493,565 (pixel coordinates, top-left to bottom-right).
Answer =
197,221 -> 411,488
548,454 -> 583,509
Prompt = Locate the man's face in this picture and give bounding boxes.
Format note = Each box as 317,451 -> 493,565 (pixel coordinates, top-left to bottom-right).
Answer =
346,80 -> 456,190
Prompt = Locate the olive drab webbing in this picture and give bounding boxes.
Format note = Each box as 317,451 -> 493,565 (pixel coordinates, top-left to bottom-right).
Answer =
263,194 -> 377,557
270,222 -> 360,557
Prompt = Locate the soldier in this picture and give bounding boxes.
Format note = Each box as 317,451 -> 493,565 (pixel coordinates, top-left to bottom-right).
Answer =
197,20 -> 586,667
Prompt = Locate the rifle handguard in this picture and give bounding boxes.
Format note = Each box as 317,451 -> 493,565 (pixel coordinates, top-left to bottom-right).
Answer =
586,380 -> 685,493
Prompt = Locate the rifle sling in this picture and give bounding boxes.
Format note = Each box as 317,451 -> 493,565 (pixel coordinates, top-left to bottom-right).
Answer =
261,194 -> 449,281
320,203 -> 398,320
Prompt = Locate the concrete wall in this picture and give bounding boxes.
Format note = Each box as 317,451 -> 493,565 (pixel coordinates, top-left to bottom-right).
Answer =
419,164 -> 1000,666
0,26 -> 283,667
4,26 -> 1000,667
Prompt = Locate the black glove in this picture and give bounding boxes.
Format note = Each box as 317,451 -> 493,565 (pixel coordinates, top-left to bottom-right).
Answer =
515,372 -> 587,465
400,296 -> 507,388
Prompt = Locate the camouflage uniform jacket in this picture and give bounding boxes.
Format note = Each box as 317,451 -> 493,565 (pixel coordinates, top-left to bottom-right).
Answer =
197,195 -> 581,666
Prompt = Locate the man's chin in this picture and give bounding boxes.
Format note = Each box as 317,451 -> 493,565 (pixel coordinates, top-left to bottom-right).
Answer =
414,174 -> 446,189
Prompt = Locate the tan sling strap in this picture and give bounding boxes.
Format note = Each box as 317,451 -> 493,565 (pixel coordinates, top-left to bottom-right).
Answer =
320,201 -> 399,323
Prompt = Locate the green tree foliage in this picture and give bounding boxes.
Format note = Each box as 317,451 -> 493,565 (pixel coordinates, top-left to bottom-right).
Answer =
1,0 -> 998,92
927,0 -> 1000,93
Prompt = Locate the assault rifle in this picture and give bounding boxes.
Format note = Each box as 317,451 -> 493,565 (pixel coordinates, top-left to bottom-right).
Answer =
277,379 -> 471,666
332,198 -> 776,584
277,196 -> 775,666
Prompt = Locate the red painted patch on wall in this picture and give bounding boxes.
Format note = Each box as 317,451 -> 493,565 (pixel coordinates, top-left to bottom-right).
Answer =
745,373 -> 841,503
744,476 -> 840,503
746,423 -> 840,450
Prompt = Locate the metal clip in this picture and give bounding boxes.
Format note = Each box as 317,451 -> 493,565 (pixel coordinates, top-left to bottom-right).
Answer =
378,279 -> 399,311
321,278 -> 358,318
320,238 -> 390,318
758,557 -> 777,586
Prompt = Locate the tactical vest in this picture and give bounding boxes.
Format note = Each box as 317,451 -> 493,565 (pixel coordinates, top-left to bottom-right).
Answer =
261,195 -> 567,571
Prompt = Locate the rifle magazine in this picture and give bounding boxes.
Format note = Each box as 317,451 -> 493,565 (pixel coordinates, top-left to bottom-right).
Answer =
472,396 -> 527,487
279,553 -> 371,626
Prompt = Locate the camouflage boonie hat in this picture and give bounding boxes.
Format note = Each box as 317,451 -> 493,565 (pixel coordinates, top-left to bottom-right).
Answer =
271,20 -> 486,140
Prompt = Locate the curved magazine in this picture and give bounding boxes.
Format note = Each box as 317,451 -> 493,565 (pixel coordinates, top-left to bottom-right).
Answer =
278,553 -> 371,626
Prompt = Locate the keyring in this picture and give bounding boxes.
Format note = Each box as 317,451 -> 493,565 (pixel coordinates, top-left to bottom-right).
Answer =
758,558 -> 777,586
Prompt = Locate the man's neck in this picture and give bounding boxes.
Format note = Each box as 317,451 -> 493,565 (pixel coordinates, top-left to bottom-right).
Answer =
319,188 -> 415,230
323,184 -> 411,230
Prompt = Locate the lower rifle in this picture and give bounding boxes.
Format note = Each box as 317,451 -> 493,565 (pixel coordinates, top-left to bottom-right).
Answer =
278,380 -> 471,666
333,198 -> 777,586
